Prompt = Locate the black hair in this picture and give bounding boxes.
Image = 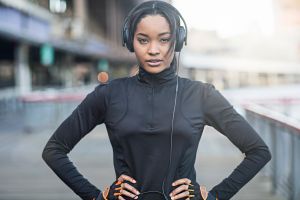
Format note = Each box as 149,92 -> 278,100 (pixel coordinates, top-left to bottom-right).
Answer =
125,0 -> 185,55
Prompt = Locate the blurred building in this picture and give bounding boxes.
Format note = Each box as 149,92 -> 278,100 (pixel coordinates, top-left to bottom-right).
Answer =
0,0 -> 147,96
180,0 -> 300,90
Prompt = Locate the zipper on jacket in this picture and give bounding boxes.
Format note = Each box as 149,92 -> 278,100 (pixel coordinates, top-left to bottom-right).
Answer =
150,86 -> 154,129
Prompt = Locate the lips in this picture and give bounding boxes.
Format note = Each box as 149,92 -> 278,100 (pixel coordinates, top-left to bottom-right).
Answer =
146,59 -> 163,67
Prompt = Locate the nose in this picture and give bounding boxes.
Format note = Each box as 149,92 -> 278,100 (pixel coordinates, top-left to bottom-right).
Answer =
147,41 -> 159,55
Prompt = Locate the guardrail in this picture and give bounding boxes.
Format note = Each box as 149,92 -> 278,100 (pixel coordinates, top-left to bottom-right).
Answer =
0,85 -> 96,133
20,92 -> 85,133
243,103 -> 300,200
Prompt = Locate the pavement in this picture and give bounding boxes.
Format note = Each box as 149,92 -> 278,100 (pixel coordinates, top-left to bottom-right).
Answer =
0,122 -> 284,200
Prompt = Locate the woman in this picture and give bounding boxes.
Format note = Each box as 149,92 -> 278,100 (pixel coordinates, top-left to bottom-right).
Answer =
42,1 -> 271,200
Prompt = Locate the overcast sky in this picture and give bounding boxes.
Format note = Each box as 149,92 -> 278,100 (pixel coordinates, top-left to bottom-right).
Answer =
172,0 -> 275,38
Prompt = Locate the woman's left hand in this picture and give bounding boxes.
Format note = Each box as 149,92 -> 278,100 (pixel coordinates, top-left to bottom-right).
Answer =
169,178 -> 194,200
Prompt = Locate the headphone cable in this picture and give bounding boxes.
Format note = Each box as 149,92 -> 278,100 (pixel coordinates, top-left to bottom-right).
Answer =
161,52 -> 180,200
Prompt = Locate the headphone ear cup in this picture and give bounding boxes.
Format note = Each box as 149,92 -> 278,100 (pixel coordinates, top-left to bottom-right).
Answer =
175,26 -> 186,52
122,27 -> 134,52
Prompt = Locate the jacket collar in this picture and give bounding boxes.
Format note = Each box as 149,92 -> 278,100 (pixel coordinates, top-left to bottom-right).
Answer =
137,60 -> 177,86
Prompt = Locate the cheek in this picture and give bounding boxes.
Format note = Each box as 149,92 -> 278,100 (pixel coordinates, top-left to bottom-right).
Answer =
162,44 -> 174,58
133,39 -> 138,51
133,41 -> 145,55
133,44 -> 145,62
164,52 -> 175,64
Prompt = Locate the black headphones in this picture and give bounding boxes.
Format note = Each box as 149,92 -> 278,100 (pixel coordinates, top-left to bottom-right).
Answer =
122,1 -> 187,53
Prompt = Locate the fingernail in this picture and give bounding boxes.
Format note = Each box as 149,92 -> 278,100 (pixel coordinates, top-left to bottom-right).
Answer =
134,196 -> 138,199
133,179 -> 136,183
172,183 -> 175,186
116,181 -> 122,185
169,193 -> 172,197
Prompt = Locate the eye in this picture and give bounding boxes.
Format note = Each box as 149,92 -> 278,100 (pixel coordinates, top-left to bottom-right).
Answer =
137,38 -> 148,44
160,38 -> 170,43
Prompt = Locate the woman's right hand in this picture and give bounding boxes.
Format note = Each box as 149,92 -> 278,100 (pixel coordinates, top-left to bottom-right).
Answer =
109,174 -> 140,200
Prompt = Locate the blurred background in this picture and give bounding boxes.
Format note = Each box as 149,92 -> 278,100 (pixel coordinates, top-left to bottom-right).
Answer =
0,0 -> 299,199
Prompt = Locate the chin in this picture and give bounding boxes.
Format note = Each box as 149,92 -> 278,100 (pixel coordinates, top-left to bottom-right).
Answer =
142,65 -> 167,74
144,67 -> 165,74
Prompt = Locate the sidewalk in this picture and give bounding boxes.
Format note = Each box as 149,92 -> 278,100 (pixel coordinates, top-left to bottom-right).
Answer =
197,126 -> 282,200
0,124 -> 283,200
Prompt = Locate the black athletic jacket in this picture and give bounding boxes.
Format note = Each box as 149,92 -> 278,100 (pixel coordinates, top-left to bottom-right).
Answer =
42,62 -> 271,200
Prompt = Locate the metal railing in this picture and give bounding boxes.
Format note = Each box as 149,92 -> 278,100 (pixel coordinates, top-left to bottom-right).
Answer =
0,85 -> 95,134
244,103 -> 300,200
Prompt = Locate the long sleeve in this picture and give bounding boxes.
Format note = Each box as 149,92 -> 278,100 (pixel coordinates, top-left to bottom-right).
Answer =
42,84 -> 109,200
202,83 -> 271,200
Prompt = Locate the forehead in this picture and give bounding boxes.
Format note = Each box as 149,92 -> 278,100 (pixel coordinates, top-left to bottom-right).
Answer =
135,15 -> 171,34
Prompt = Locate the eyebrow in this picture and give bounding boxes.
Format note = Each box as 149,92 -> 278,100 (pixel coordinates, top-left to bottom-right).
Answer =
136,32 -> 171,37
